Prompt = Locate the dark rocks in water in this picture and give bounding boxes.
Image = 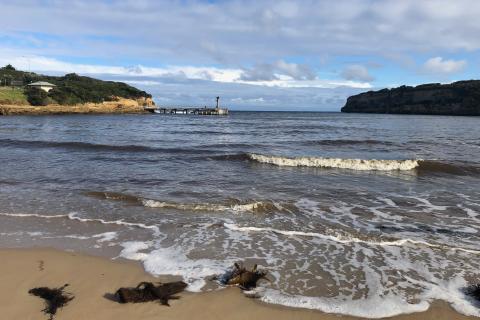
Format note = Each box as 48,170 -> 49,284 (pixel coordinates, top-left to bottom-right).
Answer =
114,281 -> 187,306
28,284 -> 74,320
341,80 -> 480,115
217,262 -> 270,290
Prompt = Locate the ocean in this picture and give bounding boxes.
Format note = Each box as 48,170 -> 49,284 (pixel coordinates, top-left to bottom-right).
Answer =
0,111 -> 479,317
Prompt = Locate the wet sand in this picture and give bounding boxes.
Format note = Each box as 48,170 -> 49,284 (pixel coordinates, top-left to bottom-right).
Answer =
0,247 -> 475,320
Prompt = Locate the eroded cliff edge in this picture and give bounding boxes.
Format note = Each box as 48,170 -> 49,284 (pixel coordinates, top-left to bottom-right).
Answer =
341,80 -> 480,115
0,97 -> 154,115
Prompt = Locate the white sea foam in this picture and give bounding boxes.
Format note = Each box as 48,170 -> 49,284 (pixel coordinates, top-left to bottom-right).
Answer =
0,212 -> 69,219
92,231 -> 118,243
0,212 -> 160,236
119,241 -> 152,261
260,289 -> 429,318
119,241 -> 230,292
247,153 -> 420,171
223,223 -> 480,254
66,212 -> 161,235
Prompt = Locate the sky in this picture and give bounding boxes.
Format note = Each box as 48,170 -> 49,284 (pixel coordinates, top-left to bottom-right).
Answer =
1,0 -> 480,111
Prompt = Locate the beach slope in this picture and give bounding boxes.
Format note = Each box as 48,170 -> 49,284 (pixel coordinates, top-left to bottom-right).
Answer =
0,248 -> 474,320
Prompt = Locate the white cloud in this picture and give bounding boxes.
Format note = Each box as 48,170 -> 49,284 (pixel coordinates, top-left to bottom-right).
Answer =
0,53 -> 370,89
2,0 -> 480,64
340,65 -> 374,82
239,60 -> 315,82
422,57 -> 467,75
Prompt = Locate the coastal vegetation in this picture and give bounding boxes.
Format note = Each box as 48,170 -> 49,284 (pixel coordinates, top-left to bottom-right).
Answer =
0,65 -> 151,106
0,87 -> 28,105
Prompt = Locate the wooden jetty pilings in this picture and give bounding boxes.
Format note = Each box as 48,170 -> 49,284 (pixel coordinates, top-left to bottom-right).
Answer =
145,97 -> 229,115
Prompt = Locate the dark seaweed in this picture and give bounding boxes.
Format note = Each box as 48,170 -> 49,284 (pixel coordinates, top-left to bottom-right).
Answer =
114,281 -> 187,306
28,284 -> 74,320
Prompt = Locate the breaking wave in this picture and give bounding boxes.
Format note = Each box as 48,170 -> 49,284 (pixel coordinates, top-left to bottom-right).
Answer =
247,153 -> 420,171
85,191 -> 283,214
142,199 -> 278,213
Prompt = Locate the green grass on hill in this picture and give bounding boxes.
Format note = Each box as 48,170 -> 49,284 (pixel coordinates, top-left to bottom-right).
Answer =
0,64 -> 152,106
0,87 -> 28,105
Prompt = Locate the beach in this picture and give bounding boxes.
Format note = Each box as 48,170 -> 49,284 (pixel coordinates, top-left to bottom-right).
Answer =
1,247 -> 474,320
3,1 -> 480,318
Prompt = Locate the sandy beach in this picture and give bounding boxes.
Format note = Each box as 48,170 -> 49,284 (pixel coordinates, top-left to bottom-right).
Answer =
0,247 -> 474,320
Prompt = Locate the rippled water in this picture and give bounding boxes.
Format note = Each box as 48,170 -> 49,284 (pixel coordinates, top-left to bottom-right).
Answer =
0,112 -> 479,317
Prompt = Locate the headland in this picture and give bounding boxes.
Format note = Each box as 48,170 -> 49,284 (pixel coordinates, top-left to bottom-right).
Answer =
0,64 -> 154,115
341,80 -> 480,115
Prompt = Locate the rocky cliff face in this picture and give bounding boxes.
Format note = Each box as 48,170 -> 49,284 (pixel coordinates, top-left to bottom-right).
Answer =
341,80 -> 480,115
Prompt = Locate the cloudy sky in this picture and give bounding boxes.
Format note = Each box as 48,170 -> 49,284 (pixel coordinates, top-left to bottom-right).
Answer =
1,0 -> 479,110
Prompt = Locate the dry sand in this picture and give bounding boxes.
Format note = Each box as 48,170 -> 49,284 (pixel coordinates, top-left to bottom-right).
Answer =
0,247 -> 475,320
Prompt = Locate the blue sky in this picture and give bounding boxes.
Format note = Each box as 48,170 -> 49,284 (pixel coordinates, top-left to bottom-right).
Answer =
1,0 -> 479,110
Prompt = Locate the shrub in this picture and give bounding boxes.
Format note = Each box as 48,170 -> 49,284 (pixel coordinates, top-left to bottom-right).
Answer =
25,87 -> 49,106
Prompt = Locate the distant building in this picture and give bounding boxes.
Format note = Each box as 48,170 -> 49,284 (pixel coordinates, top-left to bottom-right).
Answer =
27,81 -> 56,92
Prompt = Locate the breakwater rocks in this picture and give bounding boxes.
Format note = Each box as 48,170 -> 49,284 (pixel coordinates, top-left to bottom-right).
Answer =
341,80 -> 480,115
0,97 -> 154,116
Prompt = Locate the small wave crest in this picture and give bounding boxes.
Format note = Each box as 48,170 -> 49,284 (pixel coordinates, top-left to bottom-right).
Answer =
142,199 -> 279,214
85,191 -> 283,214
247,153 -> 420,171
0,212 -> 161,235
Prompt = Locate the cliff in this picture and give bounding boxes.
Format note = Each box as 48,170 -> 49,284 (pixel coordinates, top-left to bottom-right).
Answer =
341,80 -> 480,115
0,97 -> 154,116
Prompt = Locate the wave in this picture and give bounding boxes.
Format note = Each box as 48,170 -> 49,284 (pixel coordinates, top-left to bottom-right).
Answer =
211,153 -> 480,175
0,212 -> 161,236
303,139 -> 396,147
223,223 -> 480,254
416,160 -> 480,176
85,191 -> 282,214
0,138 -> 217,155
142,199 -> 276,213
247,153 -> 420,171
85,191 -> 142,203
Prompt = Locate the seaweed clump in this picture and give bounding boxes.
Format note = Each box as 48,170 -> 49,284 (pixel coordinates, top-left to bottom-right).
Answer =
465,283 -> 480,302
28,284 -> 74,320
217,263 -> 270,290
114,281 -> 188,306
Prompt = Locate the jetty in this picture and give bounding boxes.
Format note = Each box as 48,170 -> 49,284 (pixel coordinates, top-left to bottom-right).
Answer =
145,96 -> 229,115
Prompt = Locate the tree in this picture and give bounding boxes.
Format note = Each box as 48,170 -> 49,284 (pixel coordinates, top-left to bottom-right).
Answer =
25,87 -> 49,106
2,64 -> 16,71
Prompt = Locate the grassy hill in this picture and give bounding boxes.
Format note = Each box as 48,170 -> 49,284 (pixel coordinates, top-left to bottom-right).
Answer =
0,64 -> 151,106
0,87 -> 28,105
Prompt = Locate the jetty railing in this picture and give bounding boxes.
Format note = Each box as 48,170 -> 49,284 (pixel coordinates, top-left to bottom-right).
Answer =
144,106 -> 229,115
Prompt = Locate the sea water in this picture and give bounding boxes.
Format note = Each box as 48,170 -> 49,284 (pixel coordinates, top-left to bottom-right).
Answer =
0,112 -> 479,317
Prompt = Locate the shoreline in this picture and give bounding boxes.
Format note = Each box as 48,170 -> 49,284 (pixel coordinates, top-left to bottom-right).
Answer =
0,97 -> 151,115
0,247 -> 475,320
